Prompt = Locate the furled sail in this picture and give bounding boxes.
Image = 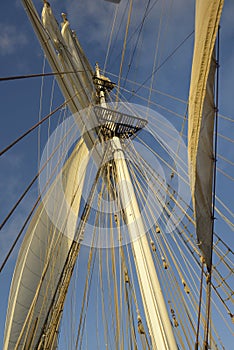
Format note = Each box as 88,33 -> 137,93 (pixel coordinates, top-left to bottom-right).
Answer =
4,139 -> 89,349
22,0 -> 101,150
40,1 -> 96,123
40,0 -> 104,161
41,1 -> 94,109
188,0 -> 224,270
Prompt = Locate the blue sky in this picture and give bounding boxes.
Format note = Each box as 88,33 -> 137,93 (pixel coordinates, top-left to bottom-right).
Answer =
0,0 -> 233,349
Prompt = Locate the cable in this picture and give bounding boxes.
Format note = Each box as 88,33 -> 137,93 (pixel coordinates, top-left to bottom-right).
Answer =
116,0 -> 133,103
108,0 -> 160,68
0,92 -> 78,157
37,55 -> 46,184
122,0 -> 152,88
0,118 -> 75,230
0,70 -> 88,82
130,30 -> 194,98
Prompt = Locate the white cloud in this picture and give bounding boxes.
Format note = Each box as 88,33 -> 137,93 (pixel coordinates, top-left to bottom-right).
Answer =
0,24 -> 28,55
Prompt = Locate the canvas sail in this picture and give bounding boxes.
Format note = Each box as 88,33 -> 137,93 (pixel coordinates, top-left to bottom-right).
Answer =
188,0 -> 224,270
21,0 -> 102,152
3,139 -> 89,349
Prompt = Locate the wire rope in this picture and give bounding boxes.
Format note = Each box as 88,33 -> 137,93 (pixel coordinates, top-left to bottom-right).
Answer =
116,0 -> 133,103
0,93 -> 79,157
122,0 -> 152,88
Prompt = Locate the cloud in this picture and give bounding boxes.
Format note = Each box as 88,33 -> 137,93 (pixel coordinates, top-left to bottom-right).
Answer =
0,24 -> 28,55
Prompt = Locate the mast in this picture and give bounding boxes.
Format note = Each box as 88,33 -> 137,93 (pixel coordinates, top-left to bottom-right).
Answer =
111,136 -> 177,349
95,64 -> 177,349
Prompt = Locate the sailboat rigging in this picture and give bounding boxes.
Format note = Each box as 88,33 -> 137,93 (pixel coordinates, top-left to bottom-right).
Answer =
0,0 -> 233,349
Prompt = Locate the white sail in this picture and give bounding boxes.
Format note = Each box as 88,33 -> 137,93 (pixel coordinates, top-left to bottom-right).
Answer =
60,13 -> 95,98
40,0 -> 105,162
188,0 -> 224,270
41,1 -> 94,110
4,139 -> 89,349
22,0 -> 101,152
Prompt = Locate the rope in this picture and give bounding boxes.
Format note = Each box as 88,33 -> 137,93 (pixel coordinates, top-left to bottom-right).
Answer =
0,118 -> 75,231
131,144 -> 233,308
0,196 -> 40,274
107,0 -> 129,66
127,148 -> 228,348
126,150 -> 196,346
0,70 -> 87,82
107,0 -> 159,68
130,30 -> 194,98
122,0 -> 152,88
0,123 -> 76,273
98,245 -> 110,349
195,258 -> 205,350
147,0 -> 165,111
103,5 -> 119,73
37,55 -> 46,174
217,167 -> 234,181
116,0 -> 133,103
106,70 -> 187,104
218,154 -> 234,166
0,94 -> 77,157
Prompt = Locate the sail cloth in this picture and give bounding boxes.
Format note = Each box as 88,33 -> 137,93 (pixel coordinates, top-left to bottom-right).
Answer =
40,1 -> 103,157
188,0 -> 224,271
4,139 -> 89,349
41,1 -> 95,113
